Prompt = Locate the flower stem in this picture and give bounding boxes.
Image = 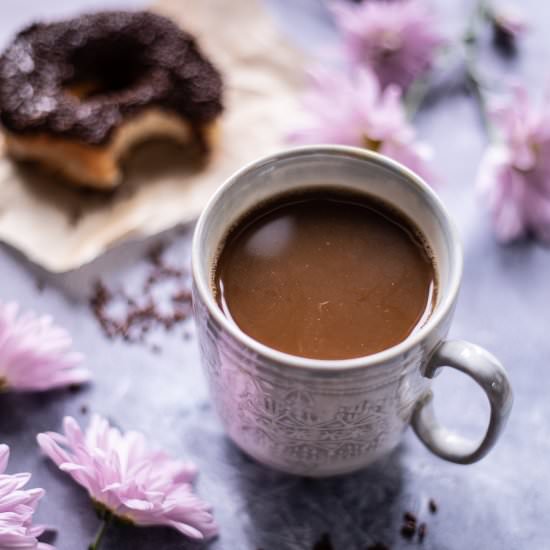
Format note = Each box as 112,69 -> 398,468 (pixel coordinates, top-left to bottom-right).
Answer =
404,72 -> 432,119
88,515 -> 111,550
462,0 -> 498,141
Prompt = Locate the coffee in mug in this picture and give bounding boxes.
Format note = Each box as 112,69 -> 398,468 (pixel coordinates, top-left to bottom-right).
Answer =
214,189 -> 436,360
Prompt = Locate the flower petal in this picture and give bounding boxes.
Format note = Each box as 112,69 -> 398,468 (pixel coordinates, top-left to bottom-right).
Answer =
477,85 -> 550,243
0,445 -> 9,475
0,444 -> 49,548
0,301 -> 90,393
330,0 -> 446,90
38,415 -> 218,541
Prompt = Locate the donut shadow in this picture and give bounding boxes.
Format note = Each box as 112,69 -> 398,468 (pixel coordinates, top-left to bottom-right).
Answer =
12,138 -> 208,226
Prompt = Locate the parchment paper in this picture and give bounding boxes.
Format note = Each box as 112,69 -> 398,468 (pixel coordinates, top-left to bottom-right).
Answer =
0,0 -> 305,272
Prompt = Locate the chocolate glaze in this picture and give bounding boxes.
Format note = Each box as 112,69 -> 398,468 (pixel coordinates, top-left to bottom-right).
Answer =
0,11 -> 223,145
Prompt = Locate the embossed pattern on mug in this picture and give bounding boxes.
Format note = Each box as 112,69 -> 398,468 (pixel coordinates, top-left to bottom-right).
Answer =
194,293 -> 432,475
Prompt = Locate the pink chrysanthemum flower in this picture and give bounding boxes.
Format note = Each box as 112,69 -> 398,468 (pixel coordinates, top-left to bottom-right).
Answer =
0,444 -> 54,550
37,416 -> 218,542
331,0 -> 446,90
0,302 -> 89,392
290,68 -> 434,183
477,86 -> 550,242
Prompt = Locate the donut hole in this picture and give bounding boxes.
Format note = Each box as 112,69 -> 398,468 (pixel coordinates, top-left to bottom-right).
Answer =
63,36 -> 147,100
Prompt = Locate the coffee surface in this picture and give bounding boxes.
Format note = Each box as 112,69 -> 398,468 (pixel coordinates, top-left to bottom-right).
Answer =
214,190 -> 436,360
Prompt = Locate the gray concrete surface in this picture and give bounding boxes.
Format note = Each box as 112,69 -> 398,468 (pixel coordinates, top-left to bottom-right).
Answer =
0,1 -> 548,548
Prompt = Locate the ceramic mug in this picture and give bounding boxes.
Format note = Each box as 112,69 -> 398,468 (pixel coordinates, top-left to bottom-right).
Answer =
192,146 -> 513,477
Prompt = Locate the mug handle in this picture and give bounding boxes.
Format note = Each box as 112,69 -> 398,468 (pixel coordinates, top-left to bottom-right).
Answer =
411,340 -> 513,464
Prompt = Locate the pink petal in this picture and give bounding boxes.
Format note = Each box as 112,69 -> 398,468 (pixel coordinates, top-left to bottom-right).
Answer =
478,85 -> 550,243
0,301 -> 90,393
330,0 -> 446,90
288,68 -> 434,183
0,444 -> 8,474
0,444 -> 50,548
63,417 -> 85,450
38,415 -> 218,542
167,521 -> 206,540
36,434 -> 71,467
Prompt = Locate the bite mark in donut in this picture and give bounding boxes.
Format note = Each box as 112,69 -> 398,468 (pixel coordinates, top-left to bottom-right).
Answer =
0,11 -> 224,189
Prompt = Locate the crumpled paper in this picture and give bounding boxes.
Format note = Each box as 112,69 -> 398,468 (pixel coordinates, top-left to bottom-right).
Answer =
0,0 -> 304,272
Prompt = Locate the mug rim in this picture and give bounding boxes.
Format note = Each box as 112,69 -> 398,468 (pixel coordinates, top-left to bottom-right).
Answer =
192,145 -> 463,372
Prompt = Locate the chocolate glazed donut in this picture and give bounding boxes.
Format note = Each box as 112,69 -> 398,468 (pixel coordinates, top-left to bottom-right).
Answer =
0,11 -> 224,189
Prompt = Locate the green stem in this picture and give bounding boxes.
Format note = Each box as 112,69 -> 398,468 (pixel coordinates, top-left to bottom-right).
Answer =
462,0 -> 498,141
464,64 -> 497,141
88,515 -> 111,550
463,0 -> 487,44
404,72 -> 433,119
404,42 -> 453,119
405,0 -> 498,132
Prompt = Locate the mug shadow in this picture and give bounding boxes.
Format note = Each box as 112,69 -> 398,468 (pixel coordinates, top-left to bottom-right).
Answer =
225,441 -> 406,550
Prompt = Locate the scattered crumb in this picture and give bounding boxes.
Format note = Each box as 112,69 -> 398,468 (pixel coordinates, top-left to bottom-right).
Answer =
418,522 -> 427,543
312,533 -> 333,550
89,242 -> 193,346
400,516 -> 416,540
362,501 -> 437,547
79,404 -> 88,414
173,289 -> 192,303
401,510 -> 417,539
403,511 -> 417,524
39,528 -> 57,545
35,279 -> 46,293
146,242 -> 167,267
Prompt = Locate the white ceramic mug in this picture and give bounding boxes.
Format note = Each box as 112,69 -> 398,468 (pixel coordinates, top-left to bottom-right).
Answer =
192,146 -> 513,477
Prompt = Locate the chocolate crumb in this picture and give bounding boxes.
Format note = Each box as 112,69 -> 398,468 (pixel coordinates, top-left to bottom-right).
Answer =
418,522 -> 427,542
146,242 -> 167,267
89,244 -> 193,346
35,279 -> 46,293
403,511 -> 417,524
400,510 -> 417,539
173,289 -> 192,303
38,528 -> 57,545
400,521 -> 416,539
313,533 -> 333,550
80,404 -> 88,414
428,498 -> 438,514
